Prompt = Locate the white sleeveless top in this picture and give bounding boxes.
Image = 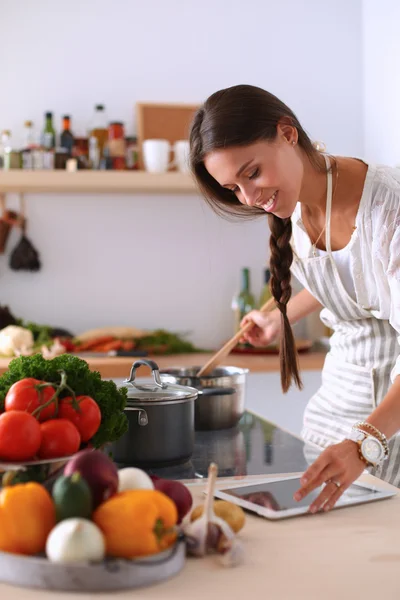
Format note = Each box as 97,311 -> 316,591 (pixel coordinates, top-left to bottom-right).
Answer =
315,245 -> 356,300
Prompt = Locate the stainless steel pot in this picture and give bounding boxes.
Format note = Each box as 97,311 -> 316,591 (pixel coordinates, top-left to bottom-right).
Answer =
111,360 -> 198,467
159,366 -> 248,430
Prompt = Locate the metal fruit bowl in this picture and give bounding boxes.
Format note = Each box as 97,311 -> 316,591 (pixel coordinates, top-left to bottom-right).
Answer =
0,538 -> 186,592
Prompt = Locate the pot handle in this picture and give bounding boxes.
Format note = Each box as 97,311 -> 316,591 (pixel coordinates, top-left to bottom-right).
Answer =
124,359 -> 166,389
124,407 -> 148,426
198,387 -> 237,397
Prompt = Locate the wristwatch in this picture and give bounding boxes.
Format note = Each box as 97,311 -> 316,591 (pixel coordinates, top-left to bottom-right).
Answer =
348,429 -> 386,467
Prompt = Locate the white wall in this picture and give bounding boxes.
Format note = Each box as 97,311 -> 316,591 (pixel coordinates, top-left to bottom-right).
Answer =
0,0 -> 364,347
363,0 -> 400,165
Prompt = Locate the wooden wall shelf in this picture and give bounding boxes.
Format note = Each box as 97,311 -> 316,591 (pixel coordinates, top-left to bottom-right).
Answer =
0,170 -> 197,195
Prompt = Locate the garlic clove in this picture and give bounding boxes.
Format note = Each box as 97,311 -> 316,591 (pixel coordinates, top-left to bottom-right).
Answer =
218,538 -> 245,568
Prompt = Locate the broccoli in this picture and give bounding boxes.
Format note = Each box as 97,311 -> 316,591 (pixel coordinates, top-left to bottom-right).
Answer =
0,354 -> 128,447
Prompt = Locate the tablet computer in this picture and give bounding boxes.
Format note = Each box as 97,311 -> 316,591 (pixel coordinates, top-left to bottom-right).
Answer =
214,475 -> 396,520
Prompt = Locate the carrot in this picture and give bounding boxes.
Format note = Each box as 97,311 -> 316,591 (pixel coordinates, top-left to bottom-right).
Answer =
90,340 -> 124,353
76,336 -> 116,352
121,340 -> 135,351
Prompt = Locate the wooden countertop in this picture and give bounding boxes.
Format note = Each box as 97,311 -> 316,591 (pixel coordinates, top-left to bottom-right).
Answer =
0,351 -> 326,379
0,472 -> 398,599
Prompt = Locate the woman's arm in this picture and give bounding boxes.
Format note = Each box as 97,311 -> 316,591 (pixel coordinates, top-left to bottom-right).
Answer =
241,287 -> 322,347
286,288 -> 323,325
365,378 -> 400,439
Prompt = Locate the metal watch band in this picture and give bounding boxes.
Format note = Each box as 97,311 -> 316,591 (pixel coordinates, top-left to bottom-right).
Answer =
353,423 -> 389,457
348,428 -> 387,467
354,421 -> 388,446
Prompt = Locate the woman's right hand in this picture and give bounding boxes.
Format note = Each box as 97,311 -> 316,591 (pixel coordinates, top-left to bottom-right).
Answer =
240,309 -> 281,347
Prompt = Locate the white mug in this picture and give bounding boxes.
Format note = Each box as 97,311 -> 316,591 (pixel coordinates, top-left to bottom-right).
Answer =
142,139 -> 171,173
173,140 -> 190,173
142,138 -> 190,173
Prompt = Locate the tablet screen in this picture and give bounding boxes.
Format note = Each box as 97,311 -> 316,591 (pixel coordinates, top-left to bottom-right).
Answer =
220,477 -> 380,512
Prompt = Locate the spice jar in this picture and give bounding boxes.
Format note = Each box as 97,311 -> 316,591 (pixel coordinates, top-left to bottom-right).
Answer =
108,122 -> 126,158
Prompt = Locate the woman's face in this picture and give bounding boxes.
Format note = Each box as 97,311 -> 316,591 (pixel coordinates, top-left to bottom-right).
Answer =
203,127 -> 304,219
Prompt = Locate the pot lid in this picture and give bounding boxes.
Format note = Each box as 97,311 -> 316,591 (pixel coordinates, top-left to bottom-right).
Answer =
120,359 -> 198,403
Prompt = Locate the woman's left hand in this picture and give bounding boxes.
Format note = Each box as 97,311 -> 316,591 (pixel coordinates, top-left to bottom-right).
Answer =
294,440 -> 366,513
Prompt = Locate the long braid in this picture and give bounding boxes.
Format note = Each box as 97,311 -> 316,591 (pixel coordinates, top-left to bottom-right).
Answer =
268,214 -> 302,392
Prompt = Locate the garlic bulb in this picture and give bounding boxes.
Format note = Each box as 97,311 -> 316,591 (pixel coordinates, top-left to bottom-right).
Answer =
118,467 -> 154,492
46,518 -> 106,564
183,463 -> 236,558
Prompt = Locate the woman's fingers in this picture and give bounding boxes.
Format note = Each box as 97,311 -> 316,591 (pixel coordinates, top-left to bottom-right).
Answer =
308,479 -> 345,513
321,483 -> 347,512
294,452 -> 331,500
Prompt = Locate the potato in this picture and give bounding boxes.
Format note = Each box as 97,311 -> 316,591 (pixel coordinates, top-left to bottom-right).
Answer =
190,500 -> 245,533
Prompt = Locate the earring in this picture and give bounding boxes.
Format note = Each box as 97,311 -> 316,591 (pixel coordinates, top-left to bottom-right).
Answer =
292,141 -> 296,146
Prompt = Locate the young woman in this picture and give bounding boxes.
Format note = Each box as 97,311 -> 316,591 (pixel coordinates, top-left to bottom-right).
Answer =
189,84 -> 400,512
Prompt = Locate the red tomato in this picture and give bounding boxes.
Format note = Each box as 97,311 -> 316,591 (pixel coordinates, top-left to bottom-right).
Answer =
0,411 -> 42,461
58,396 -> 101,442
38,419 -> 81,460
5,378 -> 57,421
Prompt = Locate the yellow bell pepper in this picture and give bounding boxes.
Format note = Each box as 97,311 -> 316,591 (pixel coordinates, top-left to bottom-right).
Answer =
0,482 -> 56,555
93,489 -> 178,559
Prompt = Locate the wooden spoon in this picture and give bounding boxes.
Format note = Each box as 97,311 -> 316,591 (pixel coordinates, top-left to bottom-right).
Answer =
197,296 -> 276,377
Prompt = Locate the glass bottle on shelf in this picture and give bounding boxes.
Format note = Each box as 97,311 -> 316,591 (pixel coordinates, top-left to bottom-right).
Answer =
21,121 -> 36,169
24,120 -> 35,149
2,131 -> 20,169
232,267 -> 256,334
90,104 -> 108,159
0,131 -> 5,168
88,136 -> 100,169
259,267 -> 272,308
60,115 -> 74,156
42,112 -> 56,150
108,121 -> 126,169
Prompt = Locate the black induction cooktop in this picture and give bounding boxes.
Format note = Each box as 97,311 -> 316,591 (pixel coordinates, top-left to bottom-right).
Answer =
122,411 -> 310,481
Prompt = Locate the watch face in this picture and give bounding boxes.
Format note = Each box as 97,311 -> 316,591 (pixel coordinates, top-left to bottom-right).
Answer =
361,437 -> 383,464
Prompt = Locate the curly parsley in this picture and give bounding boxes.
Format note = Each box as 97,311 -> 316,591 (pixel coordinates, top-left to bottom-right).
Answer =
0,354 -> 128,447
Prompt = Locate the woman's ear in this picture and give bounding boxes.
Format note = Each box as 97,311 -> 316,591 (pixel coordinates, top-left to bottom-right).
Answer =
277,118 -> 297,145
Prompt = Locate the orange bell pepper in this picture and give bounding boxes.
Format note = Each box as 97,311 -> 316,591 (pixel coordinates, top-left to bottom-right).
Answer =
0,482 -> 56,555
93,489 -> 178,559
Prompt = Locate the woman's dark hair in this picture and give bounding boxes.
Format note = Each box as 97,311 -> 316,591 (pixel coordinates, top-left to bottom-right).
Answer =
189,84 -> 323,393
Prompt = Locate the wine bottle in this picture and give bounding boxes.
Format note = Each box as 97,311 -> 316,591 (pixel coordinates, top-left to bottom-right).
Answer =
60,115 -> 74,156
259,267 -> 272,309
42,112 -> 56,150
232,267 -> 256,334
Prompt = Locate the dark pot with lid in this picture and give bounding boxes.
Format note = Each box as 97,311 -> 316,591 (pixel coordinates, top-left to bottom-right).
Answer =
111,359 -> 197,468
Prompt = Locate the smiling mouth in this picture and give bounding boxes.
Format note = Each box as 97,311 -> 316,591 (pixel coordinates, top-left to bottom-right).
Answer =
260,191 -> 278,212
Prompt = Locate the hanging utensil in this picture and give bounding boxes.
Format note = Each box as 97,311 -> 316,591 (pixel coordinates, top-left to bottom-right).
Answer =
197,296 -> 276,377
0,194 -> 23,254
9,194 -> 41,272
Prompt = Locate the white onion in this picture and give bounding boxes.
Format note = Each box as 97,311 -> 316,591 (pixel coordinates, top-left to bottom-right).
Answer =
46,518 -> 105,564
118,467 -> 154,492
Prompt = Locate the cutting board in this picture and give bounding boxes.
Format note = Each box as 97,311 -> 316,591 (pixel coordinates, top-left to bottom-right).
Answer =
136,102 -> 199,169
